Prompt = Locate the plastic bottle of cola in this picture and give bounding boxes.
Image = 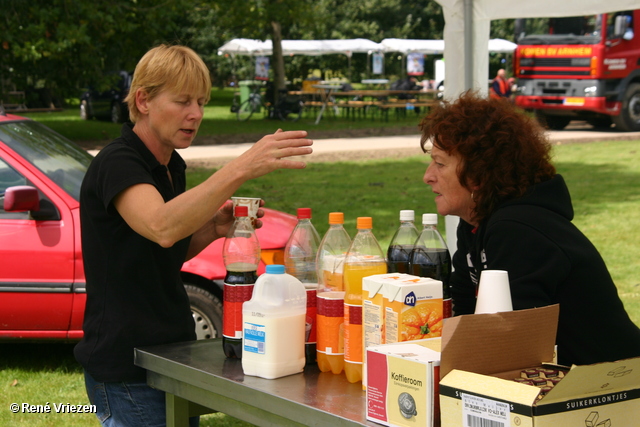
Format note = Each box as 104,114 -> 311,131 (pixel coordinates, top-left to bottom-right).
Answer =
387,210 -> 419,274
222,205 -> 260,358
409,213 -> 452,318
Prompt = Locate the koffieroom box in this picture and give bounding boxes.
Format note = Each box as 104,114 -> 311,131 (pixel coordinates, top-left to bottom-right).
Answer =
366,338 -> 442,427
438,304 -> 640,427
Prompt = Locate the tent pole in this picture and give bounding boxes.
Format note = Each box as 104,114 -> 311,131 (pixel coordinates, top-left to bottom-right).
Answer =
463,0 -> 474,90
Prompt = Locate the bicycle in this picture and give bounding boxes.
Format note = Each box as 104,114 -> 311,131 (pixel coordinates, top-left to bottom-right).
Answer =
230,81 -> 268,121
231,82 -> 304,122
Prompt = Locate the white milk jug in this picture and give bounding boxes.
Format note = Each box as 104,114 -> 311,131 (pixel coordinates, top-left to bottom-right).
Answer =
242,264 -> 307,379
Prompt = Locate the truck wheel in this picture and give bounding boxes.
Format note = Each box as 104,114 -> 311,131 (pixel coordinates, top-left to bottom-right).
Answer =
537,114 -> 571,130
185,284 -> 223,340
613,83 -> 640,132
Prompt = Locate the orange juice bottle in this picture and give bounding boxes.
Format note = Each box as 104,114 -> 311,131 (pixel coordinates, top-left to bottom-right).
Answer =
316,212 -> 352,374
343,217 -> 387,383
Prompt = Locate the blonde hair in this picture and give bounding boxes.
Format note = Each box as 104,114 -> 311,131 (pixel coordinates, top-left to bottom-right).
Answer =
125,44 -> 212,123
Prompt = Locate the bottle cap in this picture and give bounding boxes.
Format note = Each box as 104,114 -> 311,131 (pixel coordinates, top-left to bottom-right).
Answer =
399,210 -> 415,221
297,207 -> 312,219
265,264 -> 285,274
234,205 -> 249,217
328,212 -> 344,225
422,213 -> 438,225
356,217 -> 373,229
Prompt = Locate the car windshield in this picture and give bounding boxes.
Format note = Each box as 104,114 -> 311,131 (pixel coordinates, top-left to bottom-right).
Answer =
0,120 -> 92,201
517,15 -> 602,45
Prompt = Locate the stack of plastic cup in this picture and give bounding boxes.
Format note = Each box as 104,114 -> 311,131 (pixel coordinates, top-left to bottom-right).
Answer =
474,270 -> 513,314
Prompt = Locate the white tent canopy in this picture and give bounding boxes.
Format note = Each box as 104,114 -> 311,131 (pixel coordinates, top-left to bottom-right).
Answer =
380,38 -> 445,54
218,38 -> 383,57
219,37 -> 516,57
487,38 -> 517,53
379,38 -> 515,54
217,38 -> 270,56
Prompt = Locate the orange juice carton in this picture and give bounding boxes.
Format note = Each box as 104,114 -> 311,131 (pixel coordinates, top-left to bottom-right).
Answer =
384,276 -> 443,344
363,273 -> 411,349
366,338 -> 442,427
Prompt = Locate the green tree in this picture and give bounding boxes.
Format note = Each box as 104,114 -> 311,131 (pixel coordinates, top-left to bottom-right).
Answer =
0,0 -> 191,107
185,0 -> 320,100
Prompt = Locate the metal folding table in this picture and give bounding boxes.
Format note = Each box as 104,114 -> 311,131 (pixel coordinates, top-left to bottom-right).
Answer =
135,339 -> 380,427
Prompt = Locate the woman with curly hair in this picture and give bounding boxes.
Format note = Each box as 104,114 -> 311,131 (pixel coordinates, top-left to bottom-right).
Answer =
420,91 -> 640,367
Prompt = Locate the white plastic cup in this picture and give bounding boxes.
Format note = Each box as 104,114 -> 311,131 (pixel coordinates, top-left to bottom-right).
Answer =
232,197 -> 261,223
474,270 -> 513,314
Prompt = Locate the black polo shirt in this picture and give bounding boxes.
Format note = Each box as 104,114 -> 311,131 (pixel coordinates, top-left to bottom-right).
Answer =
75,124 -> 195,382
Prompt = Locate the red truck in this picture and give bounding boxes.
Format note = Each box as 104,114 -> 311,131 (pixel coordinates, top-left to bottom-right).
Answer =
514,10 -> 640,131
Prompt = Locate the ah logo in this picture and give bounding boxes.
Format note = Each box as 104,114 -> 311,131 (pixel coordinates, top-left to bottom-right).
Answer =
404,291 -> 417,307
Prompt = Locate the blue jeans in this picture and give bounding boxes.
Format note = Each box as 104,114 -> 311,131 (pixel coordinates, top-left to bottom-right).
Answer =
84,371 -> 199,427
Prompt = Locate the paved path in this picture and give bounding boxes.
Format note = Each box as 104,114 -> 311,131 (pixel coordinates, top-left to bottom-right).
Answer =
176,125 -> 640,164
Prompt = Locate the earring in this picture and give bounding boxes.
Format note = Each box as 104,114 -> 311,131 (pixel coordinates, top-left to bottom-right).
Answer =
471,191 -> 475,200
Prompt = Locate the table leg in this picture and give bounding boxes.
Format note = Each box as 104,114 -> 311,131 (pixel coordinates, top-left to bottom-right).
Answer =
166,393 -> 191,427
315,90 -> 330,125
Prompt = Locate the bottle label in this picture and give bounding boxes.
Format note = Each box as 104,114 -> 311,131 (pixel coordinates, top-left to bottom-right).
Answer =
243,322 -> 266,354
317,296 -> 344,355
223,283 -> 254,339
343,303 -> 363,363
305,289 -> 317,344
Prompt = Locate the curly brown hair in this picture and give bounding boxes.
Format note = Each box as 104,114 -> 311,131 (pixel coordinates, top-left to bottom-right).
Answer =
420,91 -> 556,223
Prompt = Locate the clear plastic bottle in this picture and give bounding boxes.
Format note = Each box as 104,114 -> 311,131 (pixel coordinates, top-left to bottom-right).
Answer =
222,205 -> 260,359
242,264 -> 307,379
316,212 -> 352,374
409,213 -> 453,319
316,212 -> 352,293
343,217 -> 387,384
386,210 -> 420,274
284,207 -> 321,364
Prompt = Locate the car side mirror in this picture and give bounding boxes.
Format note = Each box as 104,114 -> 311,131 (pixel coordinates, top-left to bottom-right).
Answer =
3,185 -> 60,220
3,185 -> 40,212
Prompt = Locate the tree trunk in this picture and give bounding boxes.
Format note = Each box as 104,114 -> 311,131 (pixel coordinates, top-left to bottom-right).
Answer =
270,20 -> 286,105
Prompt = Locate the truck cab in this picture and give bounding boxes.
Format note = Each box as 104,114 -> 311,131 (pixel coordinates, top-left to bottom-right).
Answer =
514,10 -> 640,131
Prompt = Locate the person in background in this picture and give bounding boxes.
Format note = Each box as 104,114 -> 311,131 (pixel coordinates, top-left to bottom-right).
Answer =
419,91 -> 640,367
391,75 -> 423,94
489,68 -> 511,99
507,77 -> 517,101
74,44 -> 313,427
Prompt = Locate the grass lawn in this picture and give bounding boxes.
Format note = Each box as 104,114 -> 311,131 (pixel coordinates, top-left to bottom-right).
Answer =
3,103 -> 639,426
19,88 -> 424,148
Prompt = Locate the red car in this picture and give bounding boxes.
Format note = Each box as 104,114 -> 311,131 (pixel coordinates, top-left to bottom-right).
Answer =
0,109 -> 296,341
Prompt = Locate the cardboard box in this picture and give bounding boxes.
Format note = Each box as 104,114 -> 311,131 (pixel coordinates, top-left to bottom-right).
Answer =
366,339 -> 442,427
438,305 -> 640,426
